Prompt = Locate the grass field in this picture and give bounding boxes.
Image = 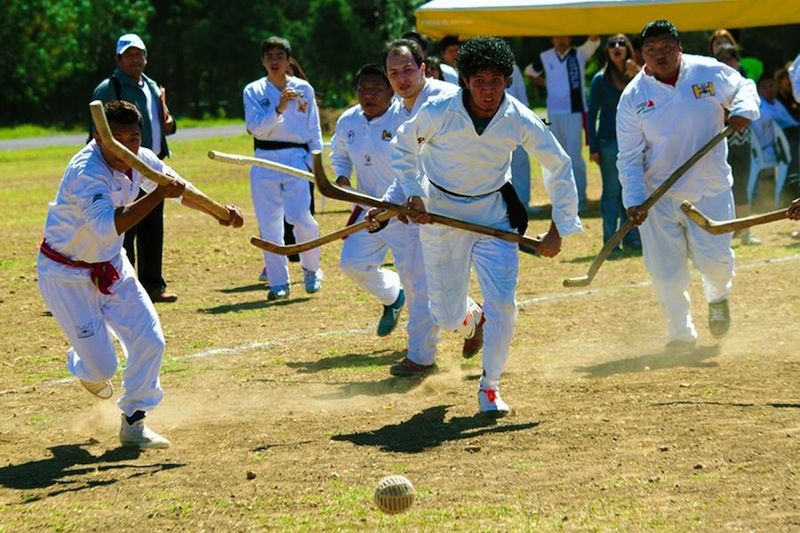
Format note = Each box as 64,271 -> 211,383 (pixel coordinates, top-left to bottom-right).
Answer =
0,133 -> 798,531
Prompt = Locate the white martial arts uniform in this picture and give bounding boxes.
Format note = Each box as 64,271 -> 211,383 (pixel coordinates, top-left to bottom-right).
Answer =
617,54 -> 760,342
392,91 -> 581,384
331,101 -> 439,363
526,39 -> 600,210
243,75 -> 323,286
440,63 -> 459,85
37,141 -> 176,416
508,63 -> 532,207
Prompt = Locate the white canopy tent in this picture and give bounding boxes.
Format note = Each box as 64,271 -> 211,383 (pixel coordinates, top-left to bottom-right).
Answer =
415,0 -> 800,38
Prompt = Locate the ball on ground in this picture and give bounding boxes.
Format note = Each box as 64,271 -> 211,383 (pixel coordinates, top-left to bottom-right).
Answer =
374,475 -> 415,514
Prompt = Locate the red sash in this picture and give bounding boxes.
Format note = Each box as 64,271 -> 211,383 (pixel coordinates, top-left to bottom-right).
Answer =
39,239 -> 120,295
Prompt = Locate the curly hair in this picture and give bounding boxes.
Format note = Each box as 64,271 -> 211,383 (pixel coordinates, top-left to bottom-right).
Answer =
456,37 -> 515,80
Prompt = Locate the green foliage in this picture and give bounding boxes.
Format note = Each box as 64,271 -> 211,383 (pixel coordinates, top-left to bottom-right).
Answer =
0,0 -> 153,124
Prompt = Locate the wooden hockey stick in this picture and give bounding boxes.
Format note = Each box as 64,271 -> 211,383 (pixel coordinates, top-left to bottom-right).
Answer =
90,100 -> 232,222
207,150 -> 314,183
680,201 -> 788,234
562,126 -> 733,288
309,151 -> 543,254
249,210 -> 395,255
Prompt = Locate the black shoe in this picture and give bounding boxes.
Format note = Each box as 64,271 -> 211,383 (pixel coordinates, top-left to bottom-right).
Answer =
389,357 -> 437,377
148,289 -> 178,303
708,299 -> 731,339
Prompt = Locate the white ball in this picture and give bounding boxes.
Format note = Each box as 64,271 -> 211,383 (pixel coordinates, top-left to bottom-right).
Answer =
374,475 -> 415,514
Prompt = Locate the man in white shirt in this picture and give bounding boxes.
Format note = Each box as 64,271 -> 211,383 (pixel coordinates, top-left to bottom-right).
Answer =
617,20 -> 759,349
38,101 -> 243,448
526,35 -> 600,212
331,64 -> 439,367
508,63 -> 532,207
380,37 -> 581,416
439,35 -> 461,85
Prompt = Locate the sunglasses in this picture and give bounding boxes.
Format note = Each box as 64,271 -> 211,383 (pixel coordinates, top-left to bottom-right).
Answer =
607,40 -> 627,48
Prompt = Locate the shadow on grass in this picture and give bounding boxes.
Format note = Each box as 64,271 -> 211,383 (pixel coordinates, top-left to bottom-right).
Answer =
218,283 -> 266,294
199,296 -> 311,314
576,345 -> 721,378
0,442 -> 184,501
332,404 -> 540,453
287,349 -> 405,374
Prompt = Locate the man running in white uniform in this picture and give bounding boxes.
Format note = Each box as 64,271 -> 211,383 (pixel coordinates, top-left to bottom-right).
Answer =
617,20 -> 759,349
38,101 -> 243,448
379,38 -> 459,377
331,64 -> 439,366
376,38 -> 581,416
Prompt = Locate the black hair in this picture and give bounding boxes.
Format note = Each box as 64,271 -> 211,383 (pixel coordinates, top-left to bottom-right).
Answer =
424,56 -> 444,81
383,38 -> 424,68
261,36 -> 291,58
354,63 -> 390,88
105,100 -> 142,128
402,31 -> 428,53
456,37 -> 514,81
641,20 -> 680,44
440,35 -> 460,51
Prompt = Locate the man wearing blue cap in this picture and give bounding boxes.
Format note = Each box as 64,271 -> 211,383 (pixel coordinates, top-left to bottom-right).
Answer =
92,33 -> 178,303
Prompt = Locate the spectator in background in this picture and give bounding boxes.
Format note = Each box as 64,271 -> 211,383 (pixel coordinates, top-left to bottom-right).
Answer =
752,76 -> 799,174
438,35 -> 461,85
708,29 -> 763,83
775,66 -> 800,193
243,36 -> 324,301
525,35 -> 601,213
587,34 -> 641,253
92,33 -> 178,303
715,44 -> 760,245
423,56 -> 445,81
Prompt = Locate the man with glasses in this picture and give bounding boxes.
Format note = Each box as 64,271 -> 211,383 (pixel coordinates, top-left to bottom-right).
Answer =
616,20 -> 759,350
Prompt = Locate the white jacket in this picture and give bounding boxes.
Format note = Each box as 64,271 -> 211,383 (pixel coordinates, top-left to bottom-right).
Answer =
392,90 -> 582,236
616,54 -> 760,208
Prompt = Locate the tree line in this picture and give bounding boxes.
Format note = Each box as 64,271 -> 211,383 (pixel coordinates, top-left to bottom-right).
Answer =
1,0 -> 798,128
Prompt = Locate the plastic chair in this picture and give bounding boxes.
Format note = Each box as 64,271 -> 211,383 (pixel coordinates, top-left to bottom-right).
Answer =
747,122 -> 792,206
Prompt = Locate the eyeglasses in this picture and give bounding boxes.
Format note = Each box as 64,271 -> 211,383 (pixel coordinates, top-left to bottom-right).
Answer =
607,40 -> 626,48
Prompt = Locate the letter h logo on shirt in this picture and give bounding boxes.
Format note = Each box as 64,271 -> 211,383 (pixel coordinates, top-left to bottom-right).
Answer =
692,82 -> 715,99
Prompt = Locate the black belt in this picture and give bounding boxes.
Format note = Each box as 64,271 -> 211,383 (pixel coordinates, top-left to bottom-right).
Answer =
427,178 -> 502,199
253,139 -> 309,151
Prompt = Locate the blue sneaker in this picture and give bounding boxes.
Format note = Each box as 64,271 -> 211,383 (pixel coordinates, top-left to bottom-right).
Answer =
303,268 -> 323,294
377,289 -> 405,337
258,267 -> 268,283
267,283 -> 290,301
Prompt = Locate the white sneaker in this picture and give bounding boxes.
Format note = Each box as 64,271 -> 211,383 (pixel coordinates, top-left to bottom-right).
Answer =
119,414 -> 171,449
478,388 -> 509,418
80,379 -> 113,400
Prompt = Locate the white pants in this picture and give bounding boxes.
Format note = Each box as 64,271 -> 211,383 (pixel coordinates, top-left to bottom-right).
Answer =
37,259 -> 165,416
419,222 -> 519,381
340,216 -> 439,364
250,148 -> 320,286
510,146 -> 531,208
639,191 -> 735,342
550,112 -> 586,210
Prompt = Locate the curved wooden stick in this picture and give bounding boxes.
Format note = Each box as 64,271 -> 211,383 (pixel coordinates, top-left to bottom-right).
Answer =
563,126 -> 733,288
250,210 -> 395,255
680,201 -> 788,234
90,100 -> 231,222
208,150 -> 313,183
309,151 -> 543,255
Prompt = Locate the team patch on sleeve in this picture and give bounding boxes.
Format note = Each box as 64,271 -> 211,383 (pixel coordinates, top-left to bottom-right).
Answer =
635,100 -> 655,114
692,82 -> 715,98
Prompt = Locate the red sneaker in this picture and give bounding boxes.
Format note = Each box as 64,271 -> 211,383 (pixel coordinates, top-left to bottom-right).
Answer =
390,357 -> 437,377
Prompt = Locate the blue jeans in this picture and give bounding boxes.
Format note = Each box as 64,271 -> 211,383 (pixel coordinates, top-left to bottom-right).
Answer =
599,138 -> 640,248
